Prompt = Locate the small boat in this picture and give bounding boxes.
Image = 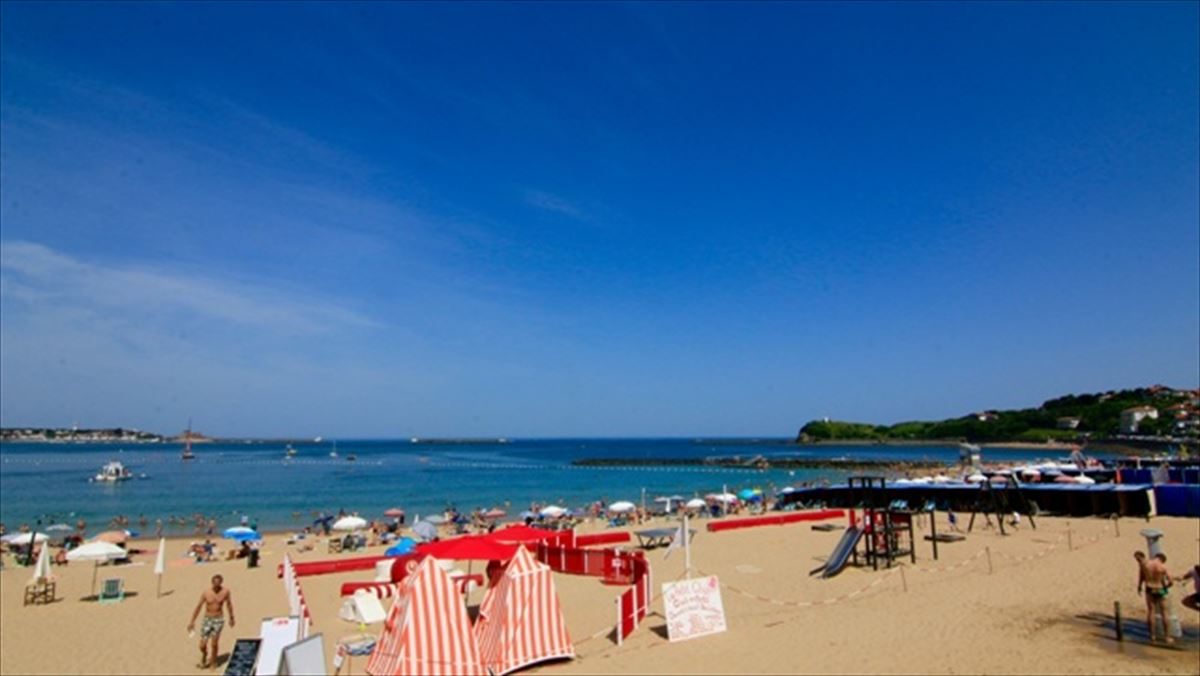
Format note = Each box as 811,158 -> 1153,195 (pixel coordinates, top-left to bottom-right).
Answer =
346,453 -> 357,462
181,418 -> 196,460
93,460 -> 133,482
329,440 -> 338,459
286,444 -> 297,458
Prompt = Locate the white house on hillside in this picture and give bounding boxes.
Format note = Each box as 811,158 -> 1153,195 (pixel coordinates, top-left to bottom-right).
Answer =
1120,406 -> 1158,434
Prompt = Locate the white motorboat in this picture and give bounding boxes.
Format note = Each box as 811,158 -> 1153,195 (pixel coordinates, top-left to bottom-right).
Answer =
93,460 -> 133,482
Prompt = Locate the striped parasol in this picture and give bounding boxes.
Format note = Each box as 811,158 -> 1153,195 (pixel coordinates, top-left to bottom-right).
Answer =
365,556 -> 485,676
473,546 -> 574,675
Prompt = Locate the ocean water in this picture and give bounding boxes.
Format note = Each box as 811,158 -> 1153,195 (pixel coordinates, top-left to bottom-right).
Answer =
0,439 -> 1086,535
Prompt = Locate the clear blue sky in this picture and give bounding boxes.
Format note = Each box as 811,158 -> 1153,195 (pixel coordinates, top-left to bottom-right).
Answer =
1,2 -> 1197,438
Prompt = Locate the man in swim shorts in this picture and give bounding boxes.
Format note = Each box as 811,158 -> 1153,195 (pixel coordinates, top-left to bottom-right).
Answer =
1142,553 -> 1174,644
188,574 -> 236,668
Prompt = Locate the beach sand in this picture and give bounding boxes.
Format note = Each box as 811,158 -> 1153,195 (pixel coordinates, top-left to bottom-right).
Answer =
1,513 -> 1197,675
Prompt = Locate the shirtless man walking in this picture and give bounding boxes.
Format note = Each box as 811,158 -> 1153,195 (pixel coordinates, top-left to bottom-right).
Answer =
188,574 -> 236,668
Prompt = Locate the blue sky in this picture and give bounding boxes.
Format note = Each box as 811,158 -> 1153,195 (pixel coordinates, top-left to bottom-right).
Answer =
1,2 -> 1197,438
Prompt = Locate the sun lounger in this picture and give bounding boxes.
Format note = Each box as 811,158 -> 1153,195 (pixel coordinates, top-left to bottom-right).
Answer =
98,578 -> 124,604
634,528 -> 696,549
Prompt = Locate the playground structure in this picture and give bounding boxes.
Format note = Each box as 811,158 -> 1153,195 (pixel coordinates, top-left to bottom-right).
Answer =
812,477 -> 916,578
966,476 -> 1039,535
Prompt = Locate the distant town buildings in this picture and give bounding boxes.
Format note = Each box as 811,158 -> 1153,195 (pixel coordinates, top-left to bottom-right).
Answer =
974,411 -> 999,422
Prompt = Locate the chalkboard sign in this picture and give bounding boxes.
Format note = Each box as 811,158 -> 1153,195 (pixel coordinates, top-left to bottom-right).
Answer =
224,638 -> 262,676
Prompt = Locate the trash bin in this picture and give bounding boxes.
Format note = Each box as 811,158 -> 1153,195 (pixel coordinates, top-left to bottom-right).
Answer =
247,548 -> 260,569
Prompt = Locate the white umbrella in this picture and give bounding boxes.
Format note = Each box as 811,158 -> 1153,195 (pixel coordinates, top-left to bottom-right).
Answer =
685,498 -> 707,509
708,493 -> 738,504
30,542 -> 50,585
67,541 -> 127,598
539,505 -> 567,518
608,501 -> 636,513
154,537 -> 166,598
2,532 -> 48,546
332,516 -> 368,532
966,473 -> 987,483
45,524 -> 73,532
932,475 -> 953,483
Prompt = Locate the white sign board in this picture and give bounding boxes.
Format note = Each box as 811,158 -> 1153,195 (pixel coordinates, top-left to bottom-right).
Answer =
256,616 -> 301,675
661,575 -> 727,642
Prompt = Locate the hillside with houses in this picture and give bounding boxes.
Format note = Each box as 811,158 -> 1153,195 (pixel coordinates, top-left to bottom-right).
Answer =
797,385 -> 1200,444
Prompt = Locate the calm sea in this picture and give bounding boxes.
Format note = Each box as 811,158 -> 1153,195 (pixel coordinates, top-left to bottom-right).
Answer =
0,439 -> 1086,534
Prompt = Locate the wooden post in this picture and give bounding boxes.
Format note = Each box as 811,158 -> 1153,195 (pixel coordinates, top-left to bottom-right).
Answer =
1114,516 -> 1120,538
900,565 -> 908,592
1114,601 -> 1123,642
1067,525 -> 1073,551
986,546 -> 993,575
930,507 -> 939,561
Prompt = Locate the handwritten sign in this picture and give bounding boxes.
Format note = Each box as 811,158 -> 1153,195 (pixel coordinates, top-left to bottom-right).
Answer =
662,575 -> 727,642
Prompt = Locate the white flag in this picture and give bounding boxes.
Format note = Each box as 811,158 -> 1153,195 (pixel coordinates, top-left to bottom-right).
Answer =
663,521 -> 686,560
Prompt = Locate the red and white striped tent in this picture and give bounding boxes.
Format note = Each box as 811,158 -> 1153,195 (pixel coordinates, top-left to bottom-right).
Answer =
474,545 -> 574,675
366,556 -> 485,676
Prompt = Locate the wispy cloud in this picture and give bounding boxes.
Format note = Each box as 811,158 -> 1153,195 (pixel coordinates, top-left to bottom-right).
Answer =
0,241 -> 375,332
523,189 -> 585,220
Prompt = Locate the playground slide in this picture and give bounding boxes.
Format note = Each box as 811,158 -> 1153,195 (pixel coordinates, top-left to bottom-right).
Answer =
808,525 -> 864,579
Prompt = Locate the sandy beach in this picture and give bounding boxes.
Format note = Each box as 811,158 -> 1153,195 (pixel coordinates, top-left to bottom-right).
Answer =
1,512 -> 1197,675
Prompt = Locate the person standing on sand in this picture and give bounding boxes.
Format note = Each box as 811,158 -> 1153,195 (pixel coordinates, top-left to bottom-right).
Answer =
1140,553 -> 1174,644
188,574 -> 236,669
1177,564 -> 1200,613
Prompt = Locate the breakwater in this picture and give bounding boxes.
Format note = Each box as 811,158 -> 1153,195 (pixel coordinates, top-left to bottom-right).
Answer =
571,457 -> 949,471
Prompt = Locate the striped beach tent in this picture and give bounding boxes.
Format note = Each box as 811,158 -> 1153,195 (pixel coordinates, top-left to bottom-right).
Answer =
474,546 -> 574,675
366,557 -> 485,676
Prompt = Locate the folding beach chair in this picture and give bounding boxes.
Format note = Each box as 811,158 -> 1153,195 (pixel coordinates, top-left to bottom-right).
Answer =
98,578 -> 124,604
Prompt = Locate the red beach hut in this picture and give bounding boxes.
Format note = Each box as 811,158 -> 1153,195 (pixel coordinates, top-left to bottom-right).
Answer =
366,556 -> 485,676
473,546 -> 574,675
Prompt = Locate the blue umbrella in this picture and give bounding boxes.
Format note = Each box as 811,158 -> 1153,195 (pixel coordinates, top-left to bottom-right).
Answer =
385,537 -> 417,557
412,521 -> 438,541
222,526 -> 260,542
738,489 -> 762,501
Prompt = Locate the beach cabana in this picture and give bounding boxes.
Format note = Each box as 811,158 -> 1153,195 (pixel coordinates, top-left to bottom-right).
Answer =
365,556 -> 485,676
474,546 -> 574,675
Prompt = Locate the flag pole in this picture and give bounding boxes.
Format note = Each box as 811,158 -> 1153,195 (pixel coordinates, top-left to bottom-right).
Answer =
683,512 -> 691,579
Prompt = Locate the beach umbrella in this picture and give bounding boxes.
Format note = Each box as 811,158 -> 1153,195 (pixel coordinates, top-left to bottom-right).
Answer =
384,508 -> 405,518
965,473 -> 987,483
488,525 -> 558,545
222,526 -> 256,539
93,530 -> 128,545
1,532 -> 48,546
45,524 -> 73,532
777,487 -> 798,495
685,498 -> 707,509
332,516 -> 368,532
385,537 -> 418,557
67,541 -> 127,598
417,535 -> 518,562
30,541 -> 50,585
154,538 -> 166,598
483,508 -> 507,519
932,475 -> 953,484
412,520 -> 439,541
738,488 -> 763,501
708,493 -> 738,504
422,515 -> 448,525
607,501 -> 636,513
539,505 -> 567,518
